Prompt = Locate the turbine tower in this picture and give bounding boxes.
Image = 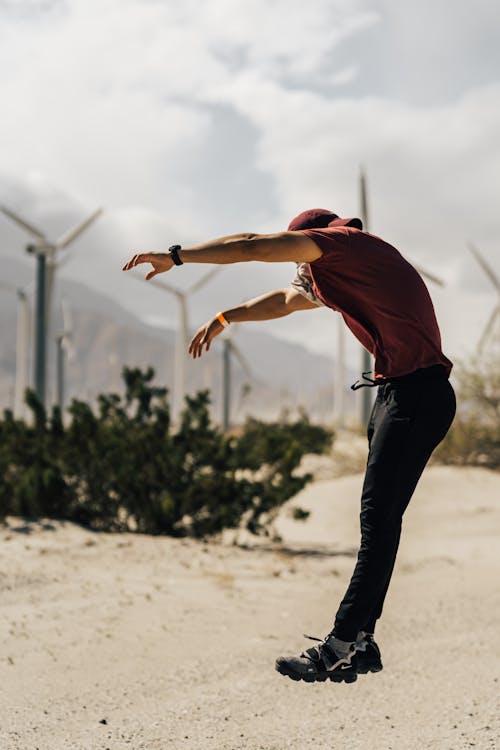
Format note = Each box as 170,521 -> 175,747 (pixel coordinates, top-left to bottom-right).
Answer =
333,314 -> 346,427
142,267 -> 221,420
0,281 -> 32,419
359,167 -> 373,428
0,205 -> 102,408
468,243 -> 500,354
55,298 -> 74,412
219,324 -> 254,431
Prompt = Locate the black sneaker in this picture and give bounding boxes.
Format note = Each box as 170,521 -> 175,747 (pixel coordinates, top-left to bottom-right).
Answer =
356,633 -> 383,674
275,634 -> 358,683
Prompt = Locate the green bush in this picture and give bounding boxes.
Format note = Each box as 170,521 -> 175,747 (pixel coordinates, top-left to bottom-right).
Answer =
0,367 -> 334,537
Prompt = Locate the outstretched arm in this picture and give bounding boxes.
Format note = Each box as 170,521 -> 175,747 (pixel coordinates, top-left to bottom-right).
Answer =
189,287 -> 320,359
122,231 -> 321,279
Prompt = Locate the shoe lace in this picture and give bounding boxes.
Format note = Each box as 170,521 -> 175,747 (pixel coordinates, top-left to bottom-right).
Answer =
302,632 -> 357,663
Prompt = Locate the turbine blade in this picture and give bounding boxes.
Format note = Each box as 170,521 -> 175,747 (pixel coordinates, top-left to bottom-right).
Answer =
55,208 -> 103,249
187,266 -> 221,295
478,304 -> 500,353
146,276 -> 180,296
468,243 -> 500,294
412,263 -> 445,287
0,205 -> 47,241
56,253 -> 73,270
61,297 -> 73,336
60,297 -> 76,358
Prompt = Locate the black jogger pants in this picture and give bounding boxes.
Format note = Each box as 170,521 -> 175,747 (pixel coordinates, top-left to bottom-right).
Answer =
332,365 -> 456,642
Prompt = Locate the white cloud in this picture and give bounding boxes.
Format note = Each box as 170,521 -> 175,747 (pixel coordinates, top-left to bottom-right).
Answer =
194,0 -> 379,78
0,0 -> 499,367
203,74 -> 500,273
330,65 -> 359,85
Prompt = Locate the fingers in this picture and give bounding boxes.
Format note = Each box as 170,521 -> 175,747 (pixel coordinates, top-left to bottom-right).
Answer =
188,330 -> 202,358
188,319 -> 223,359
145,269 -> 160,281
189,328 -> 212,359
189,330 -> 208,359
122,253 -> 153,271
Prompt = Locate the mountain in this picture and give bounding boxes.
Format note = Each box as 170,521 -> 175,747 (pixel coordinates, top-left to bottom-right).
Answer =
0,258 -> 358,423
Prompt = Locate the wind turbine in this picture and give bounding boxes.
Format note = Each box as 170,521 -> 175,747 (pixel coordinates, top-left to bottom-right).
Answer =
356,168 -> 445,426
334,313 -> 346,427
55,298 -> 74,412
0,281 -> 32,419
358,166 -> 375,427
140,267 -> 221,420
219,324 -> 255,431
468,242 -> 500,354
0,205 -> 103,408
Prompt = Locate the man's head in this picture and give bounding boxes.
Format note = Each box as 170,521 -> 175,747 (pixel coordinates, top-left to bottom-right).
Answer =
287,208 -> 363,232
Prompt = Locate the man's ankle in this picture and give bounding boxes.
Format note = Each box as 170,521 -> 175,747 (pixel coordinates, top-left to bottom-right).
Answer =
326,634 -> 355,658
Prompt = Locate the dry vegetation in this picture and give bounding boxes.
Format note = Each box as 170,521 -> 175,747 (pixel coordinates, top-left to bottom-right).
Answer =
434,355 -> 500,469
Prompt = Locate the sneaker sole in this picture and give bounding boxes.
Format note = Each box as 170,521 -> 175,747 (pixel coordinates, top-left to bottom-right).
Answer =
275,662 -> 357,684
357,663 -> 383,674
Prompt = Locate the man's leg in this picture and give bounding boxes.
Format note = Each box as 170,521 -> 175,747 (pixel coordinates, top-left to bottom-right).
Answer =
360,377 -> 456,634
332,375 -> 456,642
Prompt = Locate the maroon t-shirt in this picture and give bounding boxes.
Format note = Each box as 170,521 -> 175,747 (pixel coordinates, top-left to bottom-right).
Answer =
302,226 -> 453,380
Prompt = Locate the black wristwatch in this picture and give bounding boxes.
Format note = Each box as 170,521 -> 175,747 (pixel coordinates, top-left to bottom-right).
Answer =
168,244 -> 183,266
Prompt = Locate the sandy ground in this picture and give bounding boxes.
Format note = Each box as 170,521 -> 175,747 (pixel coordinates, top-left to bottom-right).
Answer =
0,464 -> 499,750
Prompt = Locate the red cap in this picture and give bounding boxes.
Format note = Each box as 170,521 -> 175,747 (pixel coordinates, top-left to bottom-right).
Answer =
288,208 -> 362,231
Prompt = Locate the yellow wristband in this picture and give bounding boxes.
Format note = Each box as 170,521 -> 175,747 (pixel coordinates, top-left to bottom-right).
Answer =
216,311 -> 230,328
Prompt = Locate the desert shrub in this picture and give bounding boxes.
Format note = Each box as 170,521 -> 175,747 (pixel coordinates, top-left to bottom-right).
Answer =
0,395 -> 72,520
229,414 -> 332,534
0,367 -> 334,536
433,355 -> 500,469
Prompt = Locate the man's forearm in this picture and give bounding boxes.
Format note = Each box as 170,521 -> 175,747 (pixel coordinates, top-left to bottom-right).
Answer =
188,287 -> 319,359
223,290 -> 290,322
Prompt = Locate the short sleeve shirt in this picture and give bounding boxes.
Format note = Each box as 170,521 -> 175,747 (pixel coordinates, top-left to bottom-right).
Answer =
300,226 -> 453,380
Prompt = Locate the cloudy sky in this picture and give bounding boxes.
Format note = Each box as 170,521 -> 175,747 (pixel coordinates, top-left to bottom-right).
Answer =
0,0 -> 499,369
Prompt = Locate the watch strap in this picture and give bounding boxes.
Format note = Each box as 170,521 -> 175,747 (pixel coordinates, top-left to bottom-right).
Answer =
168,244 -> 183,266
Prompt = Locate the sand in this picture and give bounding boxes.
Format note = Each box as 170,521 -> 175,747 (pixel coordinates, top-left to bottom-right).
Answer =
0,465 -> 499,750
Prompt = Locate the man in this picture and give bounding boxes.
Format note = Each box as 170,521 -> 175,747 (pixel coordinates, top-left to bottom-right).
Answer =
122,208 -> 456,685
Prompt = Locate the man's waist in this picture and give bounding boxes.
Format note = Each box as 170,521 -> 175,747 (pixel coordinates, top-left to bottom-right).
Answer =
380,364 -> 448,385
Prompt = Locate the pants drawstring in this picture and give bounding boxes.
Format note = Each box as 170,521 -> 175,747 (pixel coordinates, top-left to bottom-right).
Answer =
351,371 -> 380,391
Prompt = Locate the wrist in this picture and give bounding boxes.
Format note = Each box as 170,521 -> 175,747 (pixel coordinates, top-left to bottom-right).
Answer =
216,310 -> 230,328
168,244 -> 183,266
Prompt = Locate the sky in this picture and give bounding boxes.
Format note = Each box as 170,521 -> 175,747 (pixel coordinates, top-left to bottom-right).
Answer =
0,0 -> 499,370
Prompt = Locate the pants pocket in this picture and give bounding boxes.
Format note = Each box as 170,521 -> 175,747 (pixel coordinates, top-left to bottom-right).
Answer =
384,383 -> 421,422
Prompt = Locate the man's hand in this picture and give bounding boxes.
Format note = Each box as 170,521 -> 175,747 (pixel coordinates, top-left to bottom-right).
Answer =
122,252 -> 174,280
189,316 -> 224,359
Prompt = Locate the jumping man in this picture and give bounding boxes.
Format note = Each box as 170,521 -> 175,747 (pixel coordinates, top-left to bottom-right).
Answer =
122,208 -> 456,684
